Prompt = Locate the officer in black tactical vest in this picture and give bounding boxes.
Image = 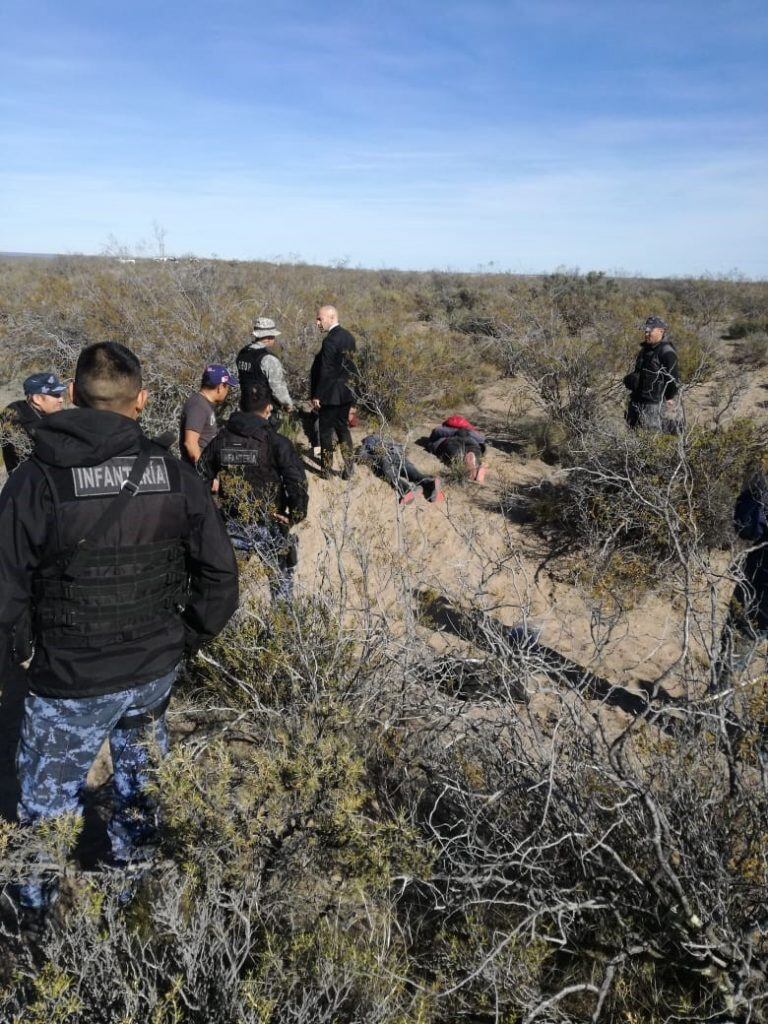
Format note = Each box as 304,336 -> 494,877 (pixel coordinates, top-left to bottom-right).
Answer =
198,382 -> 308,602
235,317 -> 294,426
623,315 -> 681,431
0,342 -> 239,920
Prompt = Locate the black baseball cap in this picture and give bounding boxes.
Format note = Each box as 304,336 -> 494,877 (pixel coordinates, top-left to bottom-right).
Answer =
23,372 -> 66,396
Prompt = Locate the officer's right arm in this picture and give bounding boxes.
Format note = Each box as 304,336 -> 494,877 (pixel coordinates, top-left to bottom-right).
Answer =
0,464 -> 52,663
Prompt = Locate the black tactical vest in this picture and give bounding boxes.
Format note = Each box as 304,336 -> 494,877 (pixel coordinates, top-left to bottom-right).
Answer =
31,453 -> 189,648
635,341 -> 676,404
236,345 -> 272,399
216,427 -> 282,521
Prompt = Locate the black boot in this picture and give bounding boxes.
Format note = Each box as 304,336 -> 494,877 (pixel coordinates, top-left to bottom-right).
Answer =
320,449 -> 334,480
340,445 -> 355,480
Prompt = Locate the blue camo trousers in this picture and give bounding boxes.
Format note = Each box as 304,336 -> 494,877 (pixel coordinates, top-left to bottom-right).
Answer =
16,667 -> 177,907
227,520 -> 295,602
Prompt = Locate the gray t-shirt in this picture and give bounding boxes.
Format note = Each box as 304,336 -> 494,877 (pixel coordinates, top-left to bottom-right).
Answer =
179,392 -> 217,463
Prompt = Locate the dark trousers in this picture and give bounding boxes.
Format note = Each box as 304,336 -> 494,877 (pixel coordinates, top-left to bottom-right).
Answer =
373,451 -> 434,498
318,403 -> 353,464
300,410 -> 321,450
437,438 -> 482,465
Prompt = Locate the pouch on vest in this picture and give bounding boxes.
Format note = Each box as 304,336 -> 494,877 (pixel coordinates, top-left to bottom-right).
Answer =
33,444 -> 188,647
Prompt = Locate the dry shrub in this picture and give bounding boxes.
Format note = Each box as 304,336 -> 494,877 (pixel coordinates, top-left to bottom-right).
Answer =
519,417 -> 765,588
4,257 -> 768,1022
731,330 -> 768,368
354,321 -> 482,422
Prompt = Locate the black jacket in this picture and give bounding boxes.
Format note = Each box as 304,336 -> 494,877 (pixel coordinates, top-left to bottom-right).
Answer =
624,340 -> 680,405
1,400 -> 43,474
198,411 -> 308,525
0,409 -> 239,698
309,325 -> 358,406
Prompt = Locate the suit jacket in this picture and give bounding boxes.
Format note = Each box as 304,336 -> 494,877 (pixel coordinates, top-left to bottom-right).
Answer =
309,326 -> 358,406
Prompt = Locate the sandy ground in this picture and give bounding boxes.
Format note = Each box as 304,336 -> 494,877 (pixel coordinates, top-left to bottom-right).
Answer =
291,391 -> 706,701
0,358 -> 759,843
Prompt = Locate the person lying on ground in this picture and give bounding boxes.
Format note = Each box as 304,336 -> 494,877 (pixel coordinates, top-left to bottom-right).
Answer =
425,415 -> 488,483
358,433 -> 444,505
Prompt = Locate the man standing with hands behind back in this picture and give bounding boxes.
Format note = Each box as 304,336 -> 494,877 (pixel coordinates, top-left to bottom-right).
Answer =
310,305 -> 358,480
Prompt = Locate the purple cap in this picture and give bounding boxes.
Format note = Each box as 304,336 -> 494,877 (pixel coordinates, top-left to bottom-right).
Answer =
201,364 -> 238,388
23,372 -> 66,396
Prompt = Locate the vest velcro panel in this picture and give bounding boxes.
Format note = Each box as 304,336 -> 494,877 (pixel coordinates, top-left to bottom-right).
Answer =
34,538 -> 188,647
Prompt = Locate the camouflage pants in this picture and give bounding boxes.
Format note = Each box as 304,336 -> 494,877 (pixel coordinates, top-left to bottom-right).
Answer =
16,667 -> 177,907
227,520 -> 296,602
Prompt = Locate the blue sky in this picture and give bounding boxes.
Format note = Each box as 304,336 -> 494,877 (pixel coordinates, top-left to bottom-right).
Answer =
1,0 -> 766,276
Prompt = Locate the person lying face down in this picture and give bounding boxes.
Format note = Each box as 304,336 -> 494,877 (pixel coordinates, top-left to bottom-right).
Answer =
425,416 -> 487,483
357,433 -> 444,505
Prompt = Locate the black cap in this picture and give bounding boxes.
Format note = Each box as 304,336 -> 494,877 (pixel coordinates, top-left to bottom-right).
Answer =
644,315 -> 668,331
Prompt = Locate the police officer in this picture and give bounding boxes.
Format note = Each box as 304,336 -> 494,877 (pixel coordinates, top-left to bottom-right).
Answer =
623,316 -> 680,431
1,372 -> 66,474
0,342 -> 239,919
198,382 -> 308,602
235,317 -> 295,424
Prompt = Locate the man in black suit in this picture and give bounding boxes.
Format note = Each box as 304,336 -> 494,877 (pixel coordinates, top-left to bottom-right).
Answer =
310,305 -> 358,480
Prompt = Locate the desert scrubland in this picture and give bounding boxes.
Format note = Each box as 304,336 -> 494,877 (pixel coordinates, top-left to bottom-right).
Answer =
2,255 -> 768,1022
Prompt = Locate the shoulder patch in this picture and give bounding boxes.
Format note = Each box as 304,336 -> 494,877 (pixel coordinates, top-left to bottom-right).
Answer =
72,457 -> 171,497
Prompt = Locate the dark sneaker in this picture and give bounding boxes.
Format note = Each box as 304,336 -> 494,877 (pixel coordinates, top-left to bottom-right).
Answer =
341,463 -> 355,481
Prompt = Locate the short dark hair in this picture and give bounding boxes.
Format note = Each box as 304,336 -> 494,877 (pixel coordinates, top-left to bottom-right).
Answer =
241,382 -> 272,414
74,342 -> 143,410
